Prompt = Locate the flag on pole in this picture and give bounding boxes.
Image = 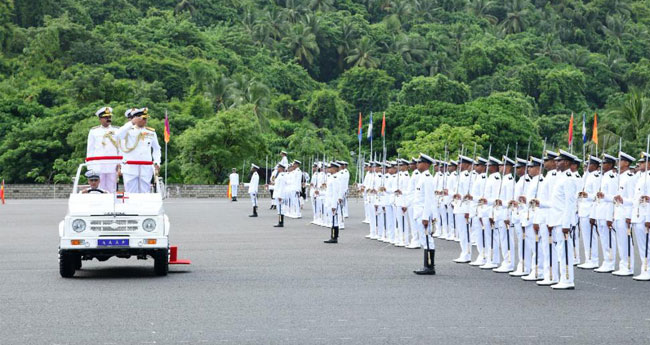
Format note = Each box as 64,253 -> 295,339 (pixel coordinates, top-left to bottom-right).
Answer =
227,181 -> 232,200
1,179 -> 4,205
164,111 -> 171,143
367,112 -> 373,141
357,112 -> 363,141
568,112 -> 574,147
381,112 -> 386,137
592,113 -> 598,145
581,112 -> 587,143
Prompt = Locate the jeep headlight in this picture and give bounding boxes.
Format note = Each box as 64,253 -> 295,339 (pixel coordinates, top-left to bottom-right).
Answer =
71,219 -> 86,233
142,218 -> 156,232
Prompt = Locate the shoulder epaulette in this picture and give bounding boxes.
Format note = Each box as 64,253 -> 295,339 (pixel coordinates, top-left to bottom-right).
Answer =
424,172 -> 431,176
525,178 -> 530,182
566,171 -> 572,177
495,175 -> 500,180
552,171 -> 557,176
146,126 -> 155,131
91,125 -> 101,129
508,176 -> 513,180
627,172 -> 634,176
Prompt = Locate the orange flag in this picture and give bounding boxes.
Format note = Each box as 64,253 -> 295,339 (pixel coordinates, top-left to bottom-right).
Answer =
592,113 -> 598,145
1,179 -> 4,205
568,113 -> 574,147
227,181 -> 232,200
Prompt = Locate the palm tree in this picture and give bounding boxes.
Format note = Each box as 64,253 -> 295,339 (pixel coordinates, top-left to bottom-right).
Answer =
345,37 -> 381,68
561,48 -> 591,69
534,34 -> 565,62
174,0 -> 196,17
337,20 -> 358,70
601,15 -> 630,48
447,23 -> 467,57
466,0 -> 497,25
309,0 -> 334,12
606,90 -> 650,147
283,0 -> 305,24
500,0 -> 532,34
282,23 -> 320,68
412,0 -> 440,23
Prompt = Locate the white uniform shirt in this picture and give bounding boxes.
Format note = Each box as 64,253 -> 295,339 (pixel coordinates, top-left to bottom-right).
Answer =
595,169 -> 617,221
274,171 -> 288,201
413,170 -> 435,222
611,170 -> 636,220
522,175 -> 540,227
115,122 -> 161,176
547,170 -> 578,229
229,173 -> 239,186
248,172 -> 259,194
86,125 -> 120,173
535,169 -> 556,224
454,169 -> 471,214
579,171 -> 601,218
631,171 -> 650,224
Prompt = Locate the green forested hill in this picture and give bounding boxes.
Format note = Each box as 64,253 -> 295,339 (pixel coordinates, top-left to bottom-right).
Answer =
1,0 -> 649,183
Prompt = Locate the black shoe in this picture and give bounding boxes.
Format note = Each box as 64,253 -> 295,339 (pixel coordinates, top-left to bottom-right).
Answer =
414,267 -> 436,275
249,207 -> 258,217
249,214 -> 258,217
413,249 -> 436,275
324,239 -> 338,243
274,223 -> 284,228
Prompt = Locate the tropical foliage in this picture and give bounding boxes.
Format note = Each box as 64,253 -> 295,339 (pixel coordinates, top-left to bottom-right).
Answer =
1,0 -> 649,183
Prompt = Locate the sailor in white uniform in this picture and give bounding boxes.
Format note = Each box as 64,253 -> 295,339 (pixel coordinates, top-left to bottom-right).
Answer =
86,106 -> 120,193
115,107 -> 161,193
229,168 -> 239,201
248,164 -> 260,217
413,153 -> 437,275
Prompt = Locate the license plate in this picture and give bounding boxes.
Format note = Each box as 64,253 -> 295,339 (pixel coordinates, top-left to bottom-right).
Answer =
97,239 -> 129,247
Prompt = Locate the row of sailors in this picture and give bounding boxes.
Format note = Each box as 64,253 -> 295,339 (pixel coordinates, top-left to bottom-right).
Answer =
309,161 -> 350,243
360,149 -> 650,289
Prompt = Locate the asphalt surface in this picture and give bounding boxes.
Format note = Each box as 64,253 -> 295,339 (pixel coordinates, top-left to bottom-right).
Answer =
0,198 -> 649,345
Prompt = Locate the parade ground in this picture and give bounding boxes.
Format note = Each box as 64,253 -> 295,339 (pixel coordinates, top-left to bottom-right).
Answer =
1,198 -> 649,345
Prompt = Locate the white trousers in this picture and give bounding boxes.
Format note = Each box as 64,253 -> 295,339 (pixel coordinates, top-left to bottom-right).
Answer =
123,173 -> 152,193
527,224 -> 544,279
634,223 -> 649,275
99,173 -> 117,193
515,222 -> 532,273
473,216 -> 487,262
498,220 -> 515,269
615,219 -> 635,272
414,208 -> 435,250
395,207 -> 409,244
231,184 -> 238,197
554,226 -> 574,285
250,193 -> 257,207
383,205 -> 395,241
541,225 -> 558,282
455,214 -> 471,261
486,218 -> 500,265
579,217 -> 599,265
597,219 -> 617,269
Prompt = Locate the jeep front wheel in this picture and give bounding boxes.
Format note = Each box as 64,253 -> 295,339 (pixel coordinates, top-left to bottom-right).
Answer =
59,253 -> 76,278
153,250 -> 168,276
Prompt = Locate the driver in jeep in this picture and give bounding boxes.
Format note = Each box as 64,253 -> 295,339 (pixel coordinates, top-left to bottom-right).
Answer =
80,170 -> 106,194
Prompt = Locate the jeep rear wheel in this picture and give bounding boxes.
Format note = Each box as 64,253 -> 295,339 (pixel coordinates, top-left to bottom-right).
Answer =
153,250 -> 168,276
59,253 -> 76,278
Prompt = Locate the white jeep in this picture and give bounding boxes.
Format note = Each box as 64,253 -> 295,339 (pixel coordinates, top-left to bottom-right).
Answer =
58,160 -> 170,277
